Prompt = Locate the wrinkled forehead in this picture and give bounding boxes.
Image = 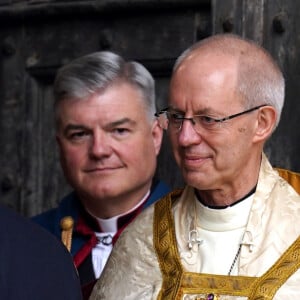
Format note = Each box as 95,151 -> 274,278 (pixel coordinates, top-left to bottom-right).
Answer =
174,48 -> 239,77
170,51 -> 239,95
168,50 -> 244,114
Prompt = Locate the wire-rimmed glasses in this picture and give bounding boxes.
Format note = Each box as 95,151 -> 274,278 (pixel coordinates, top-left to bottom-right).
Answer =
155,104 -> 267,133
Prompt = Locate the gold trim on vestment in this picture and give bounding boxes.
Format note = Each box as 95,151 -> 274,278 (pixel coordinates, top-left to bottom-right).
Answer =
275,168 -> 300,194
154,189 -> 183,300
154,190 -> 300,300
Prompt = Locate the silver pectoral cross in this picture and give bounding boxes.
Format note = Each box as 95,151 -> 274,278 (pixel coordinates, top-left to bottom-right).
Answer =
187,229 -> 203,250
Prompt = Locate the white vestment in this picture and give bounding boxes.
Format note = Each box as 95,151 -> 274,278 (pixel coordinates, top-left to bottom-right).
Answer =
90,154 -> 300,300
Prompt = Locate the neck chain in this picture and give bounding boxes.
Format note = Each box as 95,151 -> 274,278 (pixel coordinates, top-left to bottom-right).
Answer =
187,226 -> 242,275
227,243 -> 242,275
187,197 -> 243,276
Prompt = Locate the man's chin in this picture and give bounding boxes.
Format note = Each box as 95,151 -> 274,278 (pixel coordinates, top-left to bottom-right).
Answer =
183,171 -> 213,189
87,188 -> 116,199
76,184 -> 116,199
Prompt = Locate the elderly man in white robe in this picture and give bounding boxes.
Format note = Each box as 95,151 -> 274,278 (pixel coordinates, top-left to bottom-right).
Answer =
90,34 -> 300,300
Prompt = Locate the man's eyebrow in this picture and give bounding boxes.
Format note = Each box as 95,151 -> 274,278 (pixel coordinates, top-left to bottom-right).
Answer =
63,124 -> 87,136
105,118 -> 136,128
168,106 -> 214,115
196,108 -> 214,115
61,118 -> 137,135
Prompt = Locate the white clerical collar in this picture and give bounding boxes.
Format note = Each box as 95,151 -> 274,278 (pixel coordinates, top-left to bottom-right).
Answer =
195,193 -> 254,232
91,190 -> 150,233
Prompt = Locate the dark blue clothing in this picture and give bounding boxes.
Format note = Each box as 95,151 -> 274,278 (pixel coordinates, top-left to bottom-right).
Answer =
32,179 -> 170,257
0,204 -> 82,300
32,179 -> 170,299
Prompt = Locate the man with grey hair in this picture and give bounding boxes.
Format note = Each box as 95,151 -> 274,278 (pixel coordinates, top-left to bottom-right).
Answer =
90,34 -> 300,299
32,51 -> 170,299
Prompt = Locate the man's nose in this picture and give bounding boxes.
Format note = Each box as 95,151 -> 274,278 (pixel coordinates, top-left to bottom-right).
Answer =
177,119 -> 203,147
89,131 -> 112,158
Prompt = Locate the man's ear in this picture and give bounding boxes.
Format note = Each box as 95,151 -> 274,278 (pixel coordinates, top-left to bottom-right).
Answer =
151,120 -> 164,155
253,106 -> 277,143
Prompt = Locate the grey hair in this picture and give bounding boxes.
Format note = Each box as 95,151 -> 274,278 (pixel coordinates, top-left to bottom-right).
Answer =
174,34 -> 285,128
54,51 -> 156,126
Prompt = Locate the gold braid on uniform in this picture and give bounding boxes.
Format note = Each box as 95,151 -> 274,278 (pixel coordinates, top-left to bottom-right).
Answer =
60,216 -> 74,252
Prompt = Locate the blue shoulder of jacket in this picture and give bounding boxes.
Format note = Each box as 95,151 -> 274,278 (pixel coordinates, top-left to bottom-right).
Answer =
143,180 -> 171,209
31,191 -> 80,238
